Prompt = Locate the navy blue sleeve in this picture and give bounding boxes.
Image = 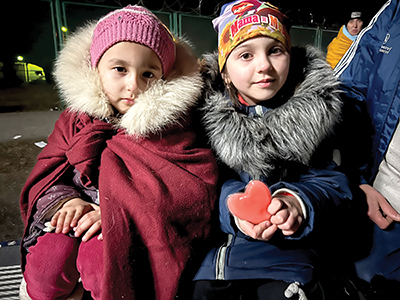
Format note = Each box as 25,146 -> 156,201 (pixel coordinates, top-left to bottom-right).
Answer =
270,168 -> 353,239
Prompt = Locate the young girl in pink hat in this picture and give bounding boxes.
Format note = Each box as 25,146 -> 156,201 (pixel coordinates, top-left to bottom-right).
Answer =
19,5 -> 218,299
193,1 -> 358,299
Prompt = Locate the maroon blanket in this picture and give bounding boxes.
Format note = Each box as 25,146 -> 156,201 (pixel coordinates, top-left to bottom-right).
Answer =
100,122 -> 218,299
20,110 -> 115,228
20,109 -> 218,299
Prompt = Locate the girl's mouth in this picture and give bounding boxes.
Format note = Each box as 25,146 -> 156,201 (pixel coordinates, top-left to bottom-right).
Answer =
256,78 -> 274,87
122,98 -> 135,105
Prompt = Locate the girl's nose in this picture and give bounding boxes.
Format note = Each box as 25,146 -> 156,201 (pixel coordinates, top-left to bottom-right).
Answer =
126,74 -> 140,96
257,55 -> 272,73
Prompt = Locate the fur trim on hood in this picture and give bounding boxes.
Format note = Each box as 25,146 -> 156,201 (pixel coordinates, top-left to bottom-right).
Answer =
53,22 -> 203,137
200,46 -> 342,179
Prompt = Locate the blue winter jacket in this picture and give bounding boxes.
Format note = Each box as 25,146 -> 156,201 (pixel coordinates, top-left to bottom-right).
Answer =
335,0 -> 400,283
335,0 -> 400,184
194,47 -> 354,284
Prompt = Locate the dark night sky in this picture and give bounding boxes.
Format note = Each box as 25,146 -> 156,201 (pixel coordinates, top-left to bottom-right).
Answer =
106,0 -> 385,26
2,0 -> 387,27
0,0 -> 388,73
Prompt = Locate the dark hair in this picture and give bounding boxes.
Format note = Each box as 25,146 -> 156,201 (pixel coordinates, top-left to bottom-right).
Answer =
221,67 -> 241,107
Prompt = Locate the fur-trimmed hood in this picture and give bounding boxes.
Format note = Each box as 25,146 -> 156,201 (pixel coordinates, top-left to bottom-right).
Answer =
200,46 -> 342,179
53,22 -> 203,137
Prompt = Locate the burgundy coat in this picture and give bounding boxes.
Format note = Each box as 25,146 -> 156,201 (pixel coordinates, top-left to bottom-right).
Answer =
20,110 -> 218,299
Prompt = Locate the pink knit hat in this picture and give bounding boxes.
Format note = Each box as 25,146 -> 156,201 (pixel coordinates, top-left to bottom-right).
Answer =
90,5 -> 176,75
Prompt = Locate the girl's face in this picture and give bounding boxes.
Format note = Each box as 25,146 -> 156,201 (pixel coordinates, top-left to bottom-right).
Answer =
97,42 -> 163,114
224,36 -> 290,106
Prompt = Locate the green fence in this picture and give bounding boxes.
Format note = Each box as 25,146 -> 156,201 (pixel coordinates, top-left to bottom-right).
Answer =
3,0 -> 339,86
56,1 -> 337,58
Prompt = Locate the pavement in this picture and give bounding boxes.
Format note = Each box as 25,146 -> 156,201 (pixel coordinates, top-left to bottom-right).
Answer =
0,111 -> 61,299
0,111 -> 62,242
0,110 -> 62,143
0,240 -> 22,299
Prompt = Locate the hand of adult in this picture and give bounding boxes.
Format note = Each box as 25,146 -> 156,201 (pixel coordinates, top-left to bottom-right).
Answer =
360,184 -> 400,229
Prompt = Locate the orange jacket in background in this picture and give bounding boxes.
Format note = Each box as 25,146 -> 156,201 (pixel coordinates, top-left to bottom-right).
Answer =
326,25 -> 354,69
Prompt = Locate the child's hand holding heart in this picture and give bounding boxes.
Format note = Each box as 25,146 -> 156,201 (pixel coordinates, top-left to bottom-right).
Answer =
227,181 -> 304,240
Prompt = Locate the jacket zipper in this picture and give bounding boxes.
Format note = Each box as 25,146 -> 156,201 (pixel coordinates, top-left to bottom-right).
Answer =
215,234 -> 233,280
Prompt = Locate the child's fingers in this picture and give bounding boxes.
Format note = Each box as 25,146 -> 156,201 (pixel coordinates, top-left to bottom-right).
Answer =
50,211 -> 60,227
54,211 -> 67,234
73,221 -> 87,238
60,208 -> 84,234
260,224 -> 278,240
268,198 -> 283,215
238,219 -> 258,239
270,209 -> 289,226
69,209 -> 83,228
279,214 -> 303,236
74,211 -> 101,238
280,225 -> 300,236
267,195 -> 305,236
76,210 -> 101,228
81,221 -> 102,242
240,219 -> 274,240
61,211 -> 77,234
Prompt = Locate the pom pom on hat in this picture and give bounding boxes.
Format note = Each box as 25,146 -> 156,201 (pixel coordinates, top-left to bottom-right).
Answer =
213,1 -> 291,71
90,5 -> 176,76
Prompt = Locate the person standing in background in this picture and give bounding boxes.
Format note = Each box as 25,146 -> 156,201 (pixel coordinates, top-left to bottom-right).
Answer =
335,0 -> 400,298
326,11 -> 363,69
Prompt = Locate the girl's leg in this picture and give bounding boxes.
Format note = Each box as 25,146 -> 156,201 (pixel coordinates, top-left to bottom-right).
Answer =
76,236 -> 103,300
24,233 -> 80,300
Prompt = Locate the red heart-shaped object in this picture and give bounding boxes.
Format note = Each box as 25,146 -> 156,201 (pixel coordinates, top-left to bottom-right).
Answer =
227,180 -> 272,224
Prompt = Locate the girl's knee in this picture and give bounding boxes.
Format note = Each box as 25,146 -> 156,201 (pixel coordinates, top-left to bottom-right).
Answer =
24,233 -> 80,299
77,236 -> 103,299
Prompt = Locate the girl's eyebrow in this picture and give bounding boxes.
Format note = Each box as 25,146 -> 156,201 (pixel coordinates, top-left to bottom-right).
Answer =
107,58 -> 126,64
232,44 -> 253,55
148,64 -> 161,71
235,39 -> 282,51
234,43 -> 252,51
107,58 -> 161,71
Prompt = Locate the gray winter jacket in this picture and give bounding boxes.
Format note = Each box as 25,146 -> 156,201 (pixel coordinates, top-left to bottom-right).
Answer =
194,46 -> 354,284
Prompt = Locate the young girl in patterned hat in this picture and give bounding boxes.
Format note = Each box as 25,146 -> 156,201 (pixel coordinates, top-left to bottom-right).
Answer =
19,5 -> 218,299
193,1 -> 356,299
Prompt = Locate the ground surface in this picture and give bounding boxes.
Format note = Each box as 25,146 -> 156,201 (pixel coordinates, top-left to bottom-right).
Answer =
0,140 -> 42,241
0,83 -> 60,242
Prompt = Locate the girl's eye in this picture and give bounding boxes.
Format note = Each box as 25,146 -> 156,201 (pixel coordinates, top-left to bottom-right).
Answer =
142,71 -> 155,79
113,66 -> 126,72
269,47 -> 283,55
240,53 -> 252,60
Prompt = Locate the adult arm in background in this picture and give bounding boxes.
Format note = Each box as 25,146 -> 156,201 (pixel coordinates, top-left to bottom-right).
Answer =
335,0 -> 400,229
360,184 -> 400,229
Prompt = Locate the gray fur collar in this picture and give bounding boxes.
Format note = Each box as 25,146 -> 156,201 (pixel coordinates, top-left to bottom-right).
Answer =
201,47 -> 342,178
53,22 -> 203,137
